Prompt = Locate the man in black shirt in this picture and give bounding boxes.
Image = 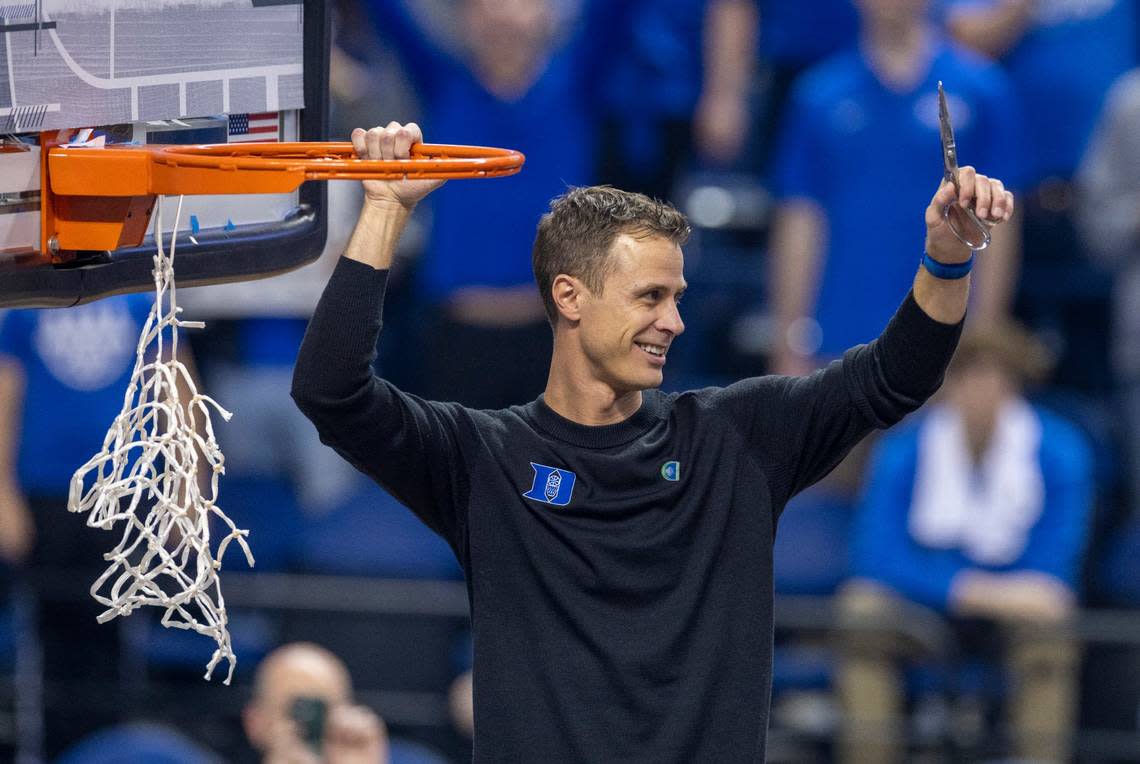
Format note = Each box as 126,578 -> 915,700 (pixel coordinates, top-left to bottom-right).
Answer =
292,122 -> 1014,762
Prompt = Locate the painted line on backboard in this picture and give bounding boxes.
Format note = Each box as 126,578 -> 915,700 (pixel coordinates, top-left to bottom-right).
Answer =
42,12 -> 301,91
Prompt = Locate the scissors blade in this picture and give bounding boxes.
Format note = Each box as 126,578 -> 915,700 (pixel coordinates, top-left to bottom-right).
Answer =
938,81 -> 958,189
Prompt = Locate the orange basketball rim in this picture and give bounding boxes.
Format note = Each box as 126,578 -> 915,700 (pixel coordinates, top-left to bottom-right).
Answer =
41,139 -> 525,258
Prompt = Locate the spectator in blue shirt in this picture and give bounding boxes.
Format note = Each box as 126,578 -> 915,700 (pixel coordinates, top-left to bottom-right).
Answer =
945,0 -> 1136,187
838,321 -> 1094,763
758,0 -> 860,71
945,1 -> 1136,392
363,0 -> 619,409
753,0 -> 861,172
1076,67 -> 1140,532
638,0 -> 860,176
0,298 -> 155,574
768,0 -> 1023,376
54,724 -> 222,764
0,295 -> 160,756
598,0 -> 760,197
0,298 -> 152,539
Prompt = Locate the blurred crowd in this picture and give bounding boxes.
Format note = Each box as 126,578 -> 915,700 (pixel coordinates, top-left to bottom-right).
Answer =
3,0 -> 1140,761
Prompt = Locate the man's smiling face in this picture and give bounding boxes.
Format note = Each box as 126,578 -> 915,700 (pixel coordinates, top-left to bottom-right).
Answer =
576,232 -> 686,395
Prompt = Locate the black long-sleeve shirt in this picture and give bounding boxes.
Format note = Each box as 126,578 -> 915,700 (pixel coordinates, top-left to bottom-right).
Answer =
292,257 -> 962,763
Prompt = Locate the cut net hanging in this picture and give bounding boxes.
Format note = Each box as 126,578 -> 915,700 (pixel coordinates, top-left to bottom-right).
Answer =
68,196 -> 254,684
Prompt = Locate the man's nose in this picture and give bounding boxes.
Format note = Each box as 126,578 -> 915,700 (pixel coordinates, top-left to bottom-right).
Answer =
659,302 -> 684,336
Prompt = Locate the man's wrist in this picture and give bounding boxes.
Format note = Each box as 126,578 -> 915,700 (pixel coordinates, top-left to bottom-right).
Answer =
363,194 -> 417,216
345,199 -> 415,270
921,251 -> 975,280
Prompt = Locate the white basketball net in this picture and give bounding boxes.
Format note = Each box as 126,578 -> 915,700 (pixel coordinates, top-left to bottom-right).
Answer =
67,196 -> 254,684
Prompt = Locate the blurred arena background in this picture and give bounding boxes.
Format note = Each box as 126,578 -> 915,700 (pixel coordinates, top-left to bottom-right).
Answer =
3,0 -> 1140,761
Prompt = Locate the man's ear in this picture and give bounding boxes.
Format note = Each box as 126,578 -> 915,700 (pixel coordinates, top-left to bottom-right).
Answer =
551,274 -> 586,324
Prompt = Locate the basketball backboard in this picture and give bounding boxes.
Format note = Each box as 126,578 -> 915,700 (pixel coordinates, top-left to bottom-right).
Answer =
0,0 -> 330,307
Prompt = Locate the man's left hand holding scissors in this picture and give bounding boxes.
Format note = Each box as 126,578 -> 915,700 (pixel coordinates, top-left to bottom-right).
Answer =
915,168 -> 1015,326
927,167 -> 1014,266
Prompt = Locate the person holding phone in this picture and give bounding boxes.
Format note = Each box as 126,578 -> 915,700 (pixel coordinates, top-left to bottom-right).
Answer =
243,642 -> 385,764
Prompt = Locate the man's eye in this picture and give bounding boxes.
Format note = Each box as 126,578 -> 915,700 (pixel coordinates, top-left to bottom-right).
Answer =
645,290 -> 661,301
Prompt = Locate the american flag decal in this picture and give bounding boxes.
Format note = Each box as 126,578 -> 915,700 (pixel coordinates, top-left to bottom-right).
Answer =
228,112 -> 280,142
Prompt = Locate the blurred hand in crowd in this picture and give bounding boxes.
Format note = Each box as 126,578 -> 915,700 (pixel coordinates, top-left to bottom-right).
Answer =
951,569 -> 1075,622
0,480 -> 34,565
0,358 -> 33,565
263,704 -> 388,764
694,0 -> 757,166
449,670 -> 474,738
694,88 -> 750,166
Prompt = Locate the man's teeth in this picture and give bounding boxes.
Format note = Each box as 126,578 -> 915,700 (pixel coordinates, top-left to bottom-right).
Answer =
637,343 -> 666,357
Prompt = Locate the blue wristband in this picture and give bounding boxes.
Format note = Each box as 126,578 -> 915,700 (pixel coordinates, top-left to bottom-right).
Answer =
921,252 -> 974,280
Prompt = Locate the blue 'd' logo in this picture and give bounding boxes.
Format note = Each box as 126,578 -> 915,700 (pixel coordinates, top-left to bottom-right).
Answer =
522,463 -> 577,507
661,460 -> 680,481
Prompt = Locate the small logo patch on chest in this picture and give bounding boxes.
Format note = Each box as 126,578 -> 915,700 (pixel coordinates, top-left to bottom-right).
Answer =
522,463 -> 577,506
661,461 -> 681,482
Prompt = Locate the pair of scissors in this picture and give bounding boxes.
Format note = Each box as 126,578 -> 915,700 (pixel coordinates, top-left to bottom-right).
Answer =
939,81 -> 992,251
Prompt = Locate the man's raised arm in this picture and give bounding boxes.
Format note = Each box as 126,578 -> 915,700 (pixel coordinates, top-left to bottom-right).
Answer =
291,124 -> 468,545
709,168 -> 1015,508
858,166 -> 1015,424
292,121 -> 444,407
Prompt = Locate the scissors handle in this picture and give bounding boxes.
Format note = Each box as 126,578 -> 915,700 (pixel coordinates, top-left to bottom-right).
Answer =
943,203 -> 992,251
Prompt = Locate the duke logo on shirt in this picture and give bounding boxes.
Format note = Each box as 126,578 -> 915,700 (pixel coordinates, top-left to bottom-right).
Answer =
522,463 -> 577,507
